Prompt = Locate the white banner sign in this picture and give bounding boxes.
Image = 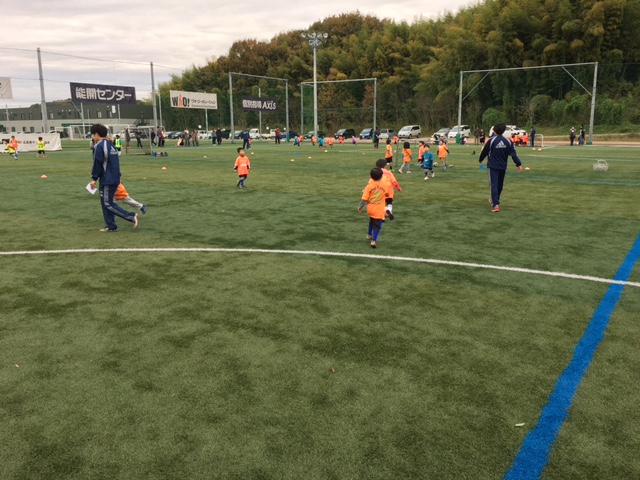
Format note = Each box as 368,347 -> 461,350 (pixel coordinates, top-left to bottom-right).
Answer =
0,77 -> 13,99
170,90 -> 218,110
2,133 -> 62,152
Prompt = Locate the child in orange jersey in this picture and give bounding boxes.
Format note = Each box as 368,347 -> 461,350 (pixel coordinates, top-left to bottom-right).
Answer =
417,141 -> 425,165
375,159 -> 401,220
384,139 -> 394,170
397,141 -> 413,174
234,147 -> 251,188
437,139 -> 449,169
358,167 -> 389,248
339,135 -> 344,145
327,137 -> 334,148
115,182 -> 147,214
392,135 -> 399,145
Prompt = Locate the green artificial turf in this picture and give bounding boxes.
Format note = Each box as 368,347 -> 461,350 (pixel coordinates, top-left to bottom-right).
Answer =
0,140 -> 639,479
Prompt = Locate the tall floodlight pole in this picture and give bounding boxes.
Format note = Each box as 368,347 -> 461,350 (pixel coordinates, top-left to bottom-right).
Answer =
37,48 -> 49,133
302,32 -> 328,139
588,61 -> 598,145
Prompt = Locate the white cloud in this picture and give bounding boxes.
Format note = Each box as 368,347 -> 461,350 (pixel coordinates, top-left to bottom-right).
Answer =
0,0 -> 471,106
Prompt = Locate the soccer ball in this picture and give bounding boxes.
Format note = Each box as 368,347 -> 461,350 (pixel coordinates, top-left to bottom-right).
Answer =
251,152 -> 255,155
538,148 -> 542,152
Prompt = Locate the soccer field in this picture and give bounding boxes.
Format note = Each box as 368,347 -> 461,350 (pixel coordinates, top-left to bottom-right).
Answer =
1,139 -> 639,479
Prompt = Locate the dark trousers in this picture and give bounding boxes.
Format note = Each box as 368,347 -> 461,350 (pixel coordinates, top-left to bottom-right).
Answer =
100,184 -> 136,230
488,168 -> 506,207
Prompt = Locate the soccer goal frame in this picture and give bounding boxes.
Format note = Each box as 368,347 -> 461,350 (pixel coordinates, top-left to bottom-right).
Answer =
458,62 -> 598,144
228,72 -> 290,142
300,78 -> 377,136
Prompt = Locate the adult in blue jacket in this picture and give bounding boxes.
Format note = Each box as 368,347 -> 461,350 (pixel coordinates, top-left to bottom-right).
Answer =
89,123 -> 139,232
479,123 -> 523,212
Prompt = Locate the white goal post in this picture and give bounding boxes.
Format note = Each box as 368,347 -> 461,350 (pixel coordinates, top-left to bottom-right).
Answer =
458,62 -> 598,145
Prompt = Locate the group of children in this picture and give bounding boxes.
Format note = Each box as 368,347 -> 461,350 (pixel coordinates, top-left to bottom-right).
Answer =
2,136 -> 48,160
359,138 -> 454,247
384,138 -> 450,178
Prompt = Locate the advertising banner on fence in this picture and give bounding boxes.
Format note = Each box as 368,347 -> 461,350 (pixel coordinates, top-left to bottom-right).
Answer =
169,90 -> 218,109
0,77 -> 13,99
242,97 -> 277,112
70,82 -> 136,104
2,133 -> 62,152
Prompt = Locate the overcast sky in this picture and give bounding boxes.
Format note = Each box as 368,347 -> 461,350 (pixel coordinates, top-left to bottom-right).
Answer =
1,0 -> 474,108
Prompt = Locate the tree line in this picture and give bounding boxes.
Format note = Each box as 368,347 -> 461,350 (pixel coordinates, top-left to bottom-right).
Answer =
156,0 -> 640,134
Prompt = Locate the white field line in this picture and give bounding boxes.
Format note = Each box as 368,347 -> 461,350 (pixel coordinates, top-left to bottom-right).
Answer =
1,247 -> 639,289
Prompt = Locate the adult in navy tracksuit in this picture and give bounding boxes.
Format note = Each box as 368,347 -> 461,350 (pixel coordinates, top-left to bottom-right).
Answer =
89,123 -> 139,232
478,123 -> 523,212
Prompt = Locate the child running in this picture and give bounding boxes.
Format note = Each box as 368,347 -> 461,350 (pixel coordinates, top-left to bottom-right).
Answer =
397,141 -> 412,174
358,167 -> 389,248
375,159 -> 402,219
234,147 -> 251,188
421,145 -> 435,180
418,141 -> 425,165
3,139 -> 18,160
384,139 -> 394,170
115,182 -> 147,214
437,139 -> 450,169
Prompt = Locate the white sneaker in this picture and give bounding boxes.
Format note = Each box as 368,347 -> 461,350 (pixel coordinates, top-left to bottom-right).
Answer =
132,214 -> 139,229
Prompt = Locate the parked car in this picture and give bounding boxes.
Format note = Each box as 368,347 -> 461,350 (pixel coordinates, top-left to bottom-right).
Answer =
489,124 -> 527,138
231,130 -> 246,140
303,130 -> 326,139
359,128 -> 373,140
334,128 -> 356,139
397,125 -> 421,139
378,128 -> 395,140
432,128 -> 450,142
448,125 -> 471,139
285,130 -> 298,140
249,128 -> 263,140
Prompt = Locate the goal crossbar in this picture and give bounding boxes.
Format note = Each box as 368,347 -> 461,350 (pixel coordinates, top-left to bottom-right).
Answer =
458,62 -> 598,144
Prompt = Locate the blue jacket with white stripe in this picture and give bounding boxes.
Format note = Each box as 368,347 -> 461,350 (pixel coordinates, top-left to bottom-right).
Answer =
479,135 -> 522,170
91,139 -> 122,185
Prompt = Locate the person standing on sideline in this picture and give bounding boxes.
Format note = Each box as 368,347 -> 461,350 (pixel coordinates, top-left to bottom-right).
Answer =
474,126 -> 481,145
478,123 -> 523,213
275,128 -> 281,144
530,127 -> 536,148
89,124 -> 139,232
242,130 -> 250,150
216,128 -> 223,145
570,127 -> 576,146
135,129 -> 143,148
124,128 -> 131,153
579,125 -> 586,145
373,128 -> 380,149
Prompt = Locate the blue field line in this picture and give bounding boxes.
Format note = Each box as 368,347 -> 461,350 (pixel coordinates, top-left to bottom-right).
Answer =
504,231 -> 640,480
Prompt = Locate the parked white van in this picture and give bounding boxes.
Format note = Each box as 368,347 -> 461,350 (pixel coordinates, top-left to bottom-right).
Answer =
397,125 -> 421,139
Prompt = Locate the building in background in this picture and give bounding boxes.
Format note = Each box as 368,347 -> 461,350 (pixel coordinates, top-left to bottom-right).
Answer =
1,101 -> 154,138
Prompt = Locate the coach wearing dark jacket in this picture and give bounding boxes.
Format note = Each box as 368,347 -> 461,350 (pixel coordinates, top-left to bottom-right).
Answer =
90,123 -> 139,232
479,123 -> 523,212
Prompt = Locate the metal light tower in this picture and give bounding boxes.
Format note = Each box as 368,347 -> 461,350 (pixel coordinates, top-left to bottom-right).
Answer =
302,32 -> 327,139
